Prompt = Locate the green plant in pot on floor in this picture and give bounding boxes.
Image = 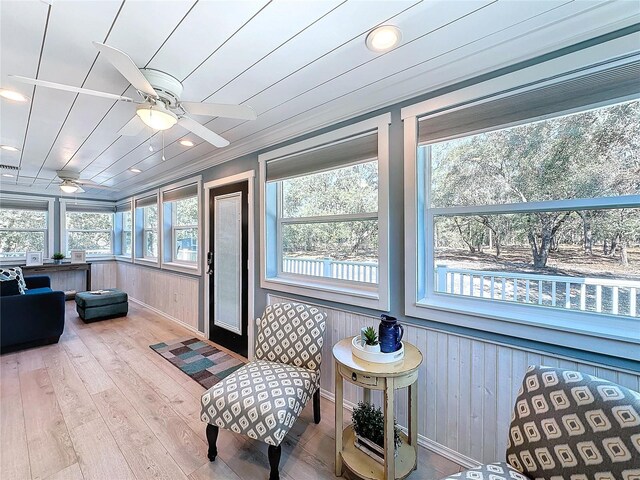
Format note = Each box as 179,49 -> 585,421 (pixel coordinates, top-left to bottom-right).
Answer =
351,401 -> 401,463
52,252 -> 65,265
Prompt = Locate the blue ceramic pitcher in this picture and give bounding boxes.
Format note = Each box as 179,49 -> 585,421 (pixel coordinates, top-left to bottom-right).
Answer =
379,314 -> 404,353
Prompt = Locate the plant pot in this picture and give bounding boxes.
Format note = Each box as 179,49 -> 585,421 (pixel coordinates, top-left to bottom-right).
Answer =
53,259 -> 62,265
363,343 -> 380,353
354,433 -> 397,464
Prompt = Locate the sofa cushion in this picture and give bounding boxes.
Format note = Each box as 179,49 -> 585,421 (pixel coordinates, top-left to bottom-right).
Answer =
75,289 -> 128,308
440,462 -> 530,480
0,278 -> 21,297
24,287 -> 54,295
0,267 -> 27,294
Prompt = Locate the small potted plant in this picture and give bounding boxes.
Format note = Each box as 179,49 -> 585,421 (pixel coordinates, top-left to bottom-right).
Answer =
361,326 -> 380,353
351,401 -> 401,463
52,252 -> 65,265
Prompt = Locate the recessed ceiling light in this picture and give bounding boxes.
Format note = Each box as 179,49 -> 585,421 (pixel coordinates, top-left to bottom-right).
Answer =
129,167 -> 142,173
179,139 -> 194,147
0,89 -> 29,102
2,173 -> 14,178
365,25 -> 402,52
0,145 -> 20,152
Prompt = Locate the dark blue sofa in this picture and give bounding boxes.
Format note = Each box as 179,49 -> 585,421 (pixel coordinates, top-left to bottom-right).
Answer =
1,275 -> 65,353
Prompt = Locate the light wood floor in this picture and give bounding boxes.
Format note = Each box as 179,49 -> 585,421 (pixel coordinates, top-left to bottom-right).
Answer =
0,301 -> 462,480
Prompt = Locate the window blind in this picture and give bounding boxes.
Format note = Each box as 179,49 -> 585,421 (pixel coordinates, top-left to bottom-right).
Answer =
116,201 -> 132,213
418,58 -> 640,145
0,197 -> 50,211
265,130 -> 378,182
65,202 -> 115,213
135,194 -> 157,209
162,183 -> 198,203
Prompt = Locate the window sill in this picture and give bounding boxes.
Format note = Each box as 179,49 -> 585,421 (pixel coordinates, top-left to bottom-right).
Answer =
261,275 -> 388,311
408,295 -> 640,361
134,257 -> 160,267
114,255 -> 133,263
162,261 -> 200,276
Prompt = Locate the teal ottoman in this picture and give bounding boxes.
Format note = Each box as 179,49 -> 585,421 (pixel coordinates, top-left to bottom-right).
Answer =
75,289 -> 128,323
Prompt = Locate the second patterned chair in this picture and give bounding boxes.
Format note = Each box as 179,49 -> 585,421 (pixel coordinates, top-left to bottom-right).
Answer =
200,302 -> 327,480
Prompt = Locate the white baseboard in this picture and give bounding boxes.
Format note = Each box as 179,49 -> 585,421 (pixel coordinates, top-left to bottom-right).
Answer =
128,297 -> 206,339
319,387 -> 480,471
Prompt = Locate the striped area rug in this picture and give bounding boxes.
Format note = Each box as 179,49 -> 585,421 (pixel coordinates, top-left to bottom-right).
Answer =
150,337 -> 244,389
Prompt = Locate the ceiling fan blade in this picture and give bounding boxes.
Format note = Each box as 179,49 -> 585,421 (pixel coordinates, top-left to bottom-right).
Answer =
178,116 -> 229,148
181,102 -> 257,120
76,185 -> 86,193
118,116 -> 146,136
93,42 -> 158,98
10,75 -> 134,102
75,180 -> 112,190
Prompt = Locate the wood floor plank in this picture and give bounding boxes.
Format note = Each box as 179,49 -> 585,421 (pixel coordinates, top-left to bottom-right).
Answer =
1,360 -> 31,480
42,348 -> 101,430
92,387 -> 190,480
20,368 -> 76,480
44,463 -> 84,480
61,337 -> 116,395
69,417 -> 135,480
188,459 -> 243,480
106,365 -> 209,476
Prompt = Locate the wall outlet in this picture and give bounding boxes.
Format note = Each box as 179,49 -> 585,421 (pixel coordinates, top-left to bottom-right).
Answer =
173,293 -> 178,302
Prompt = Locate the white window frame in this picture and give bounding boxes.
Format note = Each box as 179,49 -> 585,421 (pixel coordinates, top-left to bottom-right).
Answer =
115,198 -> 133,262
171,209 -> 198,264
122,211 -> 133,257
402,39 -> 640,361
160,176 -> 202,275
0,194 -> 55,263
60,199 -> 115,260
142,205 -> 159,260
259,113 -> 391,310
133,190 -> 160,267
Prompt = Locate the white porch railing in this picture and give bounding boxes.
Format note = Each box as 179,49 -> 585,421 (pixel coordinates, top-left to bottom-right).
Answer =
283,257 -> 378,283
435,265 -> 639,317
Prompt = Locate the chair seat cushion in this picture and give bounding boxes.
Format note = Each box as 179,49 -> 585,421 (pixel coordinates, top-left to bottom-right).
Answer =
441,462 -> 531,480
24,287 -> 53,295
200,359 -> 318,446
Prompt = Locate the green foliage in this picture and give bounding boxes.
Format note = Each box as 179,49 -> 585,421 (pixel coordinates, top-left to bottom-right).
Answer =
0,209 -> 47,257
362,326 -> 379,346
175,197 -> 198,226
52,252 -> 65,260
351,402 -> 401,449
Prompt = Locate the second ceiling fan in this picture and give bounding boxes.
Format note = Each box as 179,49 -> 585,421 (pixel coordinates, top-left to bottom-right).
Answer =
12,42 -> 257,148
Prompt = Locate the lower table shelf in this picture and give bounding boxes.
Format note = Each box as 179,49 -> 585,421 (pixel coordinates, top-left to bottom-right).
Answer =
340,425 -> 416,480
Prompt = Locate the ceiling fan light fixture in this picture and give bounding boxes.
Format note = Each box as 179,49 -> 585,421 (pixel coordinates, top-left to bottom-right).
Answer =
179,139 -> 194,147
136,104 -> 177,131
60,180 -> 79,194
0,89 -> 29,102
366,25 -> 402,52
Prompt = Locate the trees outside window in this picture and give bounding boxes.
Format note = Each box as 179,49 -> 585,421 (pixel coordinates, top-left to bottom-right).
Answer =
143,205 -> 158,259
66,211 -> 113,256
0,208 -> 48,258
172,196 -> 198,263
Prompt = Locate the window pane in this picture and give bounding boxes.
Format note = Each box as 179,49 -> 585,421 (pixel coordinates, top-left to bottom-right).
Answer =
144,230 -> 157,258
144,205 -> 157,229
123,231 -> 132,255
433,208 -> 640,318
429,101 -> 639,208
0,209 -> 47,229
66,212 -> 113,230
0,231 -> 46,258
282,220 -> 378,283
68,231 -> 112,255
282,161 -> 378,217
175,197 -> 198,226
122,211 -> 132,230
175,227 -> 198,262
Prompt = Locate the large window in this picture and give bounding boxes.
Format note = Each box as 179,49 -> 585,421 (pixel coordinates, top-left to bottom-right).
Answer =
161,182 -> 199,267
64,204 -> 114,256
0,197 -> 52,259
114,201 -> 132,258
404,55 -> 640,359
260,114 -> 390,309
143,205 -> 158,259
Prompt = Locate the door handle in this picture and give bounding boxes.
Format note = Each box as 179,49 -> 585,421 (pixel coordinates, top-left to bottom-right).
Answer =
206,251 -> 213,275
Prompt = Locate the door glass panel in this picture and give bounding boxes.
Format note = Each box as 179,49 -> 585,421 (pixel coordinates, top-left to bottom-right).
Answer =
214,192 -> 242,334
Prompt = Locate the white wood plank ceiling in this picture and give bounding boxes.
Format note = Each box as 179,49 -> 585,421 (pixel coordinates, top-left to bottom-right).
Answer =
1,0 -> 638,200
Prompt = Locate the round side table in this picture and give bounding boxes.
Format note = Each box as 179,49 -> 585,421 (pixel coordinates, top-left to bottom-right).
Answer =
333,337 -> 423,480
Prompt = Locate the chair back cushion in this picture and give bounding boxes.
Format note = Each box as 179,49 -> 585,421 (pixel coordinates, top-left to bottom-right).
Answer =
255,302 -> 327,372
506,365 -> 640,480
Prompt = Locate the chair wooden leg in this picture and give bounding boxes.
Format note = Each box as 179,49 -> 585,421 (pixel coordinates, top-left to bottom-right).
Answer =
206,424 -> 219,461
313,388 -> 321,424
268,444 -> 281,480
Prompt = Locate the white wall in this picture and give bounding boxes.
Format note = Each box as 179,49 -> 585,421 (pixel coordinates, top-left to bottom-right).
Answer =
268,294 -> 640,466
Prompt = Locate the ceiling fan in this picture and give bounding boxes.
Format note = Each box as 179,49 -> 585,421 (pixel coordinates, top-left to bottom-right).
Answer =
56,170 -> 112,194
10,42 -> 257,148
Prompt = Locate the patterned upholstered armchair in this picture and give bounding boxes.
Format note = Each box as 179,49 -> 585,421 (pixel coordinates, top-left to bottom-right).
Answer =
442,365 -> 640,480
201,302 -> 327,480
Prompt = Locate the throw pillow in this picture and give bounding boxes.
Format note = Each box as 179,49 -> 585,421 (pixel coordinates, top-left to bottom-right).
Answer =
0,278 -> 21,296
0,267 -> 27,294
